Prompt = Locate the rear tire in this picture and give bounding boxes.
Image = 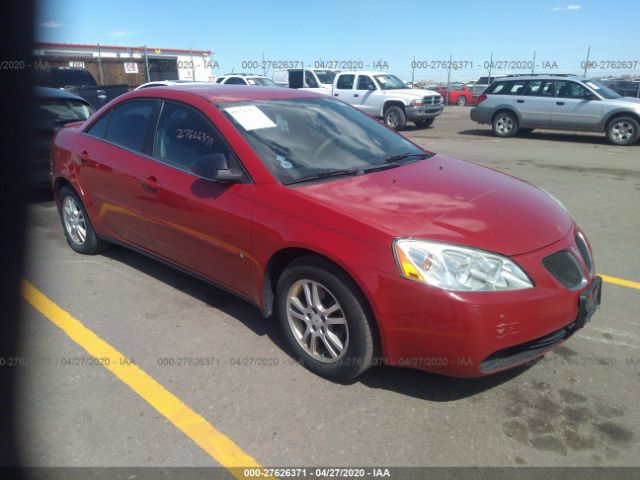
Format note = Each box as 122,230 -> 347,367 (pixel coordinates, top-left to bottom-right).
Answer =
276,256 -> 377,381
58,186 -> 108,255
384,106 -> 407,131
492,111 -> 519,138
606,116 -> 640,146
415,118 -> 435,128
456,96 -> 467,106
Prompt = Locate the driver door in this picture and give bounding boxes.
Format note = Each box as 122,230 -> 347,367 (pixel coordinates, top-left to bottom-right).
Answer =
353,74 -> 381,115
138,100 -> 254,296
549,81 -> 603,130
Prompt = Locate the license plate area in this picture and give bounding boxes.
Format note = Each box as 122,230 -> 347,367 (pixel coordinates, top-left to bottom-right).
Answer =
576,275 -> 602,329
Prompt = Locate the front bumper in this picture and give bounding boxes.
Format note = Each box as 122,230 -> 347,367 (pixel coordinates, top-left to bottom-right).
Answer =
370,228 -> 601,377
405,104 -> 444,121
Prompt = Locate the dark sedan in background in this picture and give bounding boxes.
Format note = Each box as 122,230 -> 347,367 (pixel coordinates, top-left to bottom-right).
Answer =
30,87 -> 92,190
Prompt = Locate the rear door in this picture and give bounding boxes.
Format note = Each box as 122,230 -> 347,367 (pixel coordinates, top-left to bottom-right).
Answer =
517,79 -> 555,127
76,99 -> 158,250
138,100 -> 254,296
332,74 -> 355,104
549,80 -> 603,130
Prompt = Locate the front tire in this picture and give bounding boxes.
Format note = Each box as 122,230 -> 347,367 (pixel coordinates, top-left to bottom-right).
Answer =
606,116 -> 640,146
492,111 -> 519,138
384,106 -> 407,131
456,96 -> 467,106
276,256 -> 377,381
415,117 -> 435,128
58,185 -> 107,254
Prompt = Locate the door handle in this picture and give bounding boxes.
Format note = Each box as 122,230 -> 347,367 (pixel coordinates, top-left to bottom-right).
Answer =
556,101 -> 565,105
140,176 -> 160,192
78,150 -> 90,163
334,93 -> 339,97
516,99 -> 525,103
354,94 -> 359,97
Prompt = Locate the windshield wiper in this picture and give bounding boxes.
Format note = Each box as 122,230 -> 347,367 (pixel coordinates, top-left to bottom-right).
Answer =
284,167 -> 363,186
366,151 -> 432,171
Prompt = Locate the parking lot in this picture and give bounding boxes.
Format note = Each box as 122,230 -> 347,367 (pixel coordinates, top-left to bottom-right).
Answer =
17,106 -> 640,470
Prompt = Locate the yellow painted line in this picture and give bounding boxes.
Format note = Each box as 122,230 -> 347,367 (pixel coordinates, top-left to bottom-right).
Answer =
21,279 -> 271,480
600,274 -> 640,291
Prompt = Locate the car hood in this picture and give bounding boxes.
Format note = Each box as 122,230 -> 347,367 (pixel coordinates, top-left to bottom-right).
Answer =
606,96 -> 640,107
293,155 -> 573,256
383,88 -> 441,98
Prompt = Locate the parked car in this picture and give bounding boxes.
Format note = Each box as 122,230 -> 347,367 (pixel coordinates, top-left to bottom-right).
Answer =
601,79 -> 640,98
135,80 -> 212,90
215,74 -> 278,87
30,87 -> 92,189
470,74 -> 640,146
435,83 -> 476,106
34,67 -> 129,110
470,74 -> 509,98
273,68 -> 338,93
51,85 -> 601,381
332,71 -> 443,130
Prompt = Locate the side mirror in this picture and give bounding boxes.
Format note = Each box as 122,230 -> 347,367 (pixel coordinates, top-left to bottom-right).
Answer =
191,153 -> 242,183
368,84 -> 377,91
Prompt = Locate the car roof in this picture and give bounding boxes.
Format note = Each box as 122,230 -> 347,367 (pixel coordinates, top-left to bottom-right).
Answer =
338,71 -> 390,76
129,84 -> 325,103
494,74 -> 587,82
33,86 -> 89,102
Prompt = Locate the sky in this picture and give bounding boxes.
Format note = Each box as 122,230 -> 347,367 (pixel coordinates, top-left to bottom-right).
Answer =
36,0 -> 640,82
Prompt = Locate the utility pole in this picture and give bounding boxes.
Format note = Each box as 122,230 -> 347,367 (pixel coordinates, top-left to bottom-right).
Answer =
446,53 -> 452,106
583,46 -> 591,77
488,51 -> 493,80
532,50 -> 536,74
97,43 -> 104,84
143,45 -> 150,82
190,46 -> 196,81
411,56 -> 415,84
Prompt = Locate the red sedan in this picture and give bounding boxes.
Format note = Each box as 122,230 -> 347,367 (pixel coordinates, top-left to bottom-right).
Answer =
51,85 -> 601,380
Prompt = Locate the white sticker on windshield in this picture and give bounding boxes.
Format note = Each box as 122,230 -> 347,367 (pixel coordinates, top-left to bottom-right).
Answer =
377,77 -> 386,84
225,105 -> 276,131
585,82 -> 600,90
276,155 -> 293,169
247,79 -> 256,85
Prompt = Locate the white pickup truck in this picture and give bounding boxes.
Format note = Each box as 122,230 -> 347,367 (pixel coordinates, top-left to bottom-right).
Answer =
273,68 -> 338,94
331,71 -> 443,130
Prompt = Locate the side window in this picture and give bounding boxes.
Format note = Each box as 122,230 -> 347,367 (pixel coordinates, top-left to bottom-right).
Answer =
153,102 -> 232,173
225,77 -> 246,85
336,74 -> 355,90
487,80 -> 526,95
304,71 -> 319,88
215,77 -> 225,84
85,111 -> 111,139
106,100 -> 156,152
556,81 -> 591,99
522,80 -> 554,97
357,75 -> 376,90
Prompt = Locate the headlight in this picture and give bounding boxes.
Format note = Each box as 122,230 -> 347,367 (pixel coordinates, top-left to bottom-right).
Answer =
393,239 -> 533,292
409,100 -> 423,107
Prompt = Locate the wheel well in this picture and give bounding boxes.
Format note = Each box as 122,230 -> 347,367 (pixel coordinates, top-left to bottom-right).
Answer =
383,101 -> 405,114
491,108 -> 518,124
53,177 -> 73,203
605,111 -> 640,131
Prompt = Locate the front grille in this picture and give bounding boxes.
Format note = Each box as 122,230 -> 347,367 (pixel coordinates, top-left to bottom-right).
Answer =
423,96 -> 440,105
480,321 -> 578,372
575,232 -> 593,274
542,250 -> 586,289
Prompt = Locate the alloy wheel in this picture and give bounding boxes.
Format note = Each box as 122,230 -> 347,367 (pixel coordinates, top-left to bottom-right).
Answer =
611,120 -> 635,142
286,279 -> 349,363
62,195 -> 87,245
496,115 -> 514,134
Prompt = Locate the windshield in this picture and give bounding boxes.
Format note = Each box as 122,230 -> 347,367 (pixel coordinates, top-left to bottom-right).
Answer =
583,80 -> 622,99
220,97 -> 427,184
314,70 -> 336,85
33,99 -> 92,129
248,77 -> 277,87
374,74 -> 408,90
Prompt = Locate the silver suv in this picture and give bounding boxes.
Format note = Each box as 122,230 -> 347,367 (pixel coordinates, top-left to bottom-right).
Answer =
470,74 -> 640,146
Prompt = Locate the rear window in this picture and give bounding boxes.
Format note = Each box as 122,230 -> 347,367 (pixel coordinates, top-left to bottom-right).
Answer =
33,99 -> 92,129
36,68 -> 97,88
487,80 -> 527,95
